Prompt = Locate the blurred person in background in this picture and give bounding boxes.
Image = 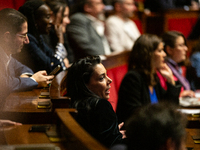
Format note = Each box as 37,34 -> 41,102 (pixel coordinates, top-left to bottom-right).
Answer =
116,34 -> 181,124
44,0 -> 74,65
13,0 -> 69,74
162,31 -> 195,97
67,0 -> 112,61
105,0 -> 140,53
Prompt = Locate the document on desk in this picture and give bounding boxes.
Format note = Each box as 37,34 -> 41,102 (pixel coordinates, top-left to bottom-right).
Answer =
179,97 -> 200,107
178,109 -> 200,114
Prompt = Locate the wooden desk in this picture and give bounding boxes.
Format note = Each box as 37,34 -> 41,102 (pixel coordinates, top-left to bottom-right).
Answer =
0,124 -> 66,149
49,70 -> 71,110
0,88 -> 53,124
0,108 -> 108,150
186,128 -> 200,150
0,71 -> 70,124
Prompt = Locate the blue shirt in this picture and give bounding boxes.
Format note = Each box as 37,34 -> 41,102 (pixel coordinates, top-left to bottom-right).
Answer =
149,88 -> 158,104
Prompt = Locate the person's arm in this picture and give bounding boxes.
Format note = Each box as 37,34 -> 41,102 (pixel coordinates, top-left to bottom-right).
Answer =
158,64 -> 175,85
157,64 -> 181,104
0,120 -> 22,127
27,34 -> 62,74
8,59 -> 54,91
31,70 -> 54,88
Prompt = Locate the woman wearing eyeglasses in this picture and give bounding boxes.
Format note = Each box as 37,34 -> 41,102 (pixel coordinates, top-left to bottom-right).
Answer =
162,31 -> 195,97
13,0 -> 69,74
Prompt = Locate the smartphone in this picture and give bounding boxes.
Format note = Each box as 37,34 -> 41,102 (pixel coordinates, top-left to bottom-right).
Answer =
49,65 -> 61,75
29,125 -> 50,132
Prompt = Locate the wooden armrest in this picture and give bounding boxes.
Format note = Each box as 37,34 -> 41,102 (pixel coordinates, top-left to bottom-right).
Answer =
56,108 -> 108,150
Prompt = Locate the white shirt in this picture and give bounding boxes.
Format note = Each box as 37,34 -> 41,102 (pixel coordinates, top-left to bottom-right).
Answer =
106,15 -> 141,52
0,46 -> 35,81
0,46 -> 11,73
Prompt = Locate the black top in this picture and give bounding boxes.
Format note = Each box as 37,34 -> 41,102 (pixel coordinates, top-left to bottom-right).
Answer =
13,34 -> 61,74
73,97 -> 123,148
116,69 -> 181,124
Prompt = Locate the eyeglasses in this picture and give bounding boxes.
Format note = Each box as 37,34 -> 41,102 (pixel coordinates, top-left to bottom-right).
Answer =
17,33 -> 28,40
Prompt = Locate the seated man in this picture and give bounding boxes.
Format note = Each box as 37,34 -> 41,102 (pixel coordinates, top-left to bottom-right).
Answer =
67,0 -> 111,60
0,8 -> 54,107
105,0 -> 140,53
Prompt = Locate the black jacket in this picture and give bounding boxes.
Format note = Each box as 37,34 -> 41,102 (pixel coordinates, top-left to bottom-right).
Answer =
116,69 -> 181,124
73,97 -> 123,147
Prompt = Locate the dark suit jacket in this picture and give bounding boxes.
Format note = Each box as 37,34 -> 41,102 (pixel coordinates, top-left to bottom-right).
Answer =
67,13 -> 105,60
116,70 -> 181,124
13,34 -> 61,74
0,57 -> 38,108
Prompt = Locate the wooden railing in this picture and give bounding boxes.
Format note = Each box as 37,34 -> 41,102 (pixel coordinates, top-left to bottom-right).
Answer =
56,108 -> 108,150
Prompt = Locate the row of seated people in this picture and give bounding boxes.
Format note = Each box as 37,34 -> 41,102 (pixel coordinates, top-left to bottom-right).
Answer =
11,0 -> 141,74
0,0 -> 140,74
3,0 -> 200,75
64,52 -> 188,149
0,0 -> 200,150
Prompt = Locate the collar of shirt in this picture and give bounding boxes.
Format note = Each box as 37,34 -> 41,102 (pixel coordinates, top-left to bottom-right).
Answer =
85,14 -> 105,37
166,57 -> 180,70
0,46 -> 11,71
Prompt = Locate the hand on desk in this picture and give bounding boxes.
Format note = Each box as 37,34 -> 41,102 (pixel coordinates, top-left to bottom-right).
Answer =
31,71 -> 54,88
180,90 -> 195,98
0,120 -> 22,127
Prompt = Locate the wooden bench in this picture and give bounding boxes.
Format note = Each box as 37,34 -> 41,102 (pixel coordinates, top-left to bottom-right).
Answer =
56,108 -> 108,150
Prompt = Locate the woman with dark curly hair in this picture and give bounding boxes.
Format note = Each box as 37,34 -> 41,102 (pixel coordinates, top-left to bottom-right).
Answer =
13,0 -> 69,74
116,34 -> 181,124
66,56 -> 125,148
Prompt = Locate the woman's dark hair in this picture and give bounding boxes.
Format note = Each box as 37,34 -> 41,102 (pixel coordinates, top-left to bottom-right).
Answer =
19,0 -> 45,39
66,56 -> 101,105
126,103 -> 187,150
128,34 -> 162,85
0,8 -> 27,36
162,31 -> 187,55
45,0 -> 68,24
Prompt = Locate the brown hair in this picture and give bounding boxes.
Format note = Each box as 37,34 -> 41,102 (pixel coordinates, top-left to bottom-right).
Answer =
128,34 -> 162,85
